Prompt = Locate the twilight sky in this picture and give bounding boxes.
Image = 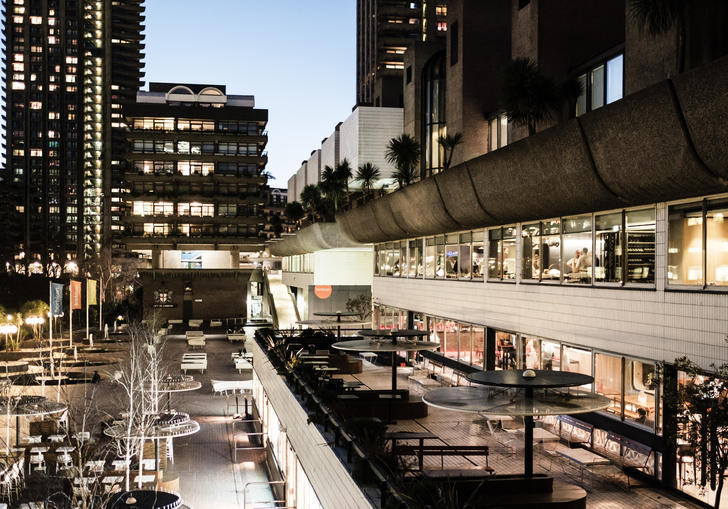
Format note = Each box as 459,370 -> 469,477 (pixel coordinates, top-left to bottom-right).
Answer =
144,0 -> 356,186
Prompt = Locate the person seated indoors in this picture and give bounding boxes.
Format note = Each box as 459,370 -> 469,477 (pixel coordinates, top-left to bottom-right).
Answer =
531,249 -> 541,276
566,249 -> 581,274
576,247 -> 592,273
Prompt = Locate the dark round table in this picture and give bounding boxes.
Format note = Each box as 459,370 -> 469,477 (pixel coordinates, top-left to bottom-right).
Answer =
107,489 -> 181,509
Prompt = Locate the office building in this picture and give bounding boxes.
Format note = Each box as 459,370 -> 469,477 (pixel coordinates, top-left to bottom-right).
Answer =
122,83 -> 269,320
3,0 -> 145,273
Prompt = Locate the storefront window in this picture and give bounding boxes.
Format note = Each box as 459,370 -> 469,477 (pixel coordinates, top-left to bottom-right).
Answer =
488,227 -> 516,280
384,243 -> 393,276
472,326 -> 485,368
626,208 -> 656,283
562,214 -> 592,284
595,211 -> 622,283
521,223 -> 540,280
472,231 -> 484,279
435,236 -> 445,278
523,336 -> 541,369
458,324 -> 472,364
409,239 -> 421,278
399,241 -> 408,277
541,220 -> 561,281
541,340 -> 560,370
707,198 -> 728,286
459,232 -> 471,279
443,320 -> 458,359
595,352 -> 622,417
562,345 -> 592,376
624,358 -> 656,428
445,234 -> 458,279
392,242 -> 401,277
373,245 -> 380,275
425,238 -> 435,278
495,331 -> 517,370
668,202 -> 703,285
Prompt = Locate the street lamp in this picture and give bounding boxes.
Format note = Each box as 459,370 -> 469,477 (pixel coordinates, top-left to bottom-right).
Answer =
0,322 -> 18,349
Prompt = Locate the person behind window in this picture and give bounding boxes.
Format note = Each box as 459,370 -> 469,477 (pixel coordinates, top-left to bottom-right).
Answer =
576,247 -> 592,273
636,407 -> 647,424
567,249 -> 581,273
532,249 -> 541,275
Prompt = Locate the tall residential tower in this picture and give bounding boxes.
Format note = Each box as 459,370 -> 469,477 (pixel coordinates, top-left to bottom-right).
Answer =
2,0 -> 145,273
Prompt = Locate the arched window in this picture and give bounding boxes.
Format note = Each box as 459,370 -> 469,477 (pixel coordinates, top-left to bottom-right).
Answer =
167,85 -> 194,96
199,87 -> 223,96
422,52 -> 446,177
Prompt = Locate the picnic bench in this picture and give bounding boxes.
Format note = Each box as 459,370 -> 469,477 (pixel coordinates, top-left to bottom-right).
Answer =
227,333 -> 246,343
186,330 -> 206,349
212,379 -> 253,416
181,353 -> 207,374
557,416 -> 593,447
395,443 -> 493,472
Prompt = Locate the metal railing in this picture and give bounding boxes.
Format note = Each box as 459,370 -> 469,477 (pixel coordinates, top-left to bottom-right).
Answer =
242,480 -> 286,509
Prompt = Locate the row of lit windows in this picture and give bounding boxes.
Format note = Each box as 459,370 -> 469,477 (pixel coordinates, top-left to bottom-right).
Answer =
131,201 -> 258,218
132,160 -> 259,177
131,140 -> 260,156
131,118 -> 262,134
133,223 -> 260,237
374,196 -> 728,289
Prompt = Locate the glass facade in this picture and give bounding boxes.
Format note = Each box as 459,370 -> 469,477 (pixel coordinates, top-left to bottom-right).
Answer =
422,52 -> 446,177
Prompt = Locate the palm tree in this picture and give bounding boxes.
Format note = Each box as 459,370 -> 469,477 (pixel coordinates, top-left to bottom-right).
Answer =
284,201 -> 305,227
356,162 -> 381,199
629,0 -> 688,73
320,165 -> 345,212
300,184 -> 322,221
502,58 -> 558,136
437,132 -> 464,170
335,158 -> 354,199
386,134 -> 421,189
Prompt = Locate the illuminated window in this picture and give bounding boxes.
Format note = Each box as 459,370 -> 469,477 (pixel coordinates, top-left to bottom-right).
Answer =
435,5 -> 447,15
30,102 -> 42,109
12,63 -> 24,71
437,21 -> 447,31
12,82 -> 24,91
14,54 -> 23,62
30,15 -> 42,24
30,149 -> 43,157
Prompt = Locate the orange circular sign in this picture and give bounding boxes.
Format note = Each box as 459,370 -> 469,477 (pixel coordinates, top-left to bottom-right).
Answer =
314,285 -> 332,299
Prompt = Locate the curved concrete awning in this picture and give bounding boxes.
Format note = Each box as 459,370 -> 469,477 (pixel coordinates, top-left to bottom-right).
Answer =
269,222 -> 364,257
337,56 -> 728,244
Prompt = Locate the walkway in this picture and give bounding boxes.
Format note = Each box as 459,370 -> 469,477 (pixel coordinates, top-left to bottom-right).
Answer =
164,335 -> 275,508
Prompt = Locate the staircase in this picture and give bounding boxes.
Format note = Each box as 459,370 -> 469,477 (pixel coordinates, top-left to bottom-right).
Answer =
266,272 -> 298,329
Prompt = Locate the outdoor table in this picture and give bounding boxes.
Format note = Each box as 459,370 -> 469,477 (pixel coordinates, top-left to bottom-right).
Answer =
156,376 -> 202,412
333,331 -> 436,422
30,446 -> 49,454
108,489 -> 182,509
134,474 -> 156,485
423,371 -> 610,478
47,434 -> 65,443
0,395 -> 67,450
102,475 -> 124,484
55,446 -> 75,454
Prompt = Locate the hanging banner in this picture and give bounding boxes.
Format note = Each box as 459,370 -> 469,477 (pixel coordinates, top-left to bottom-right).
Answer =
87,279 -> 98,306
50,282 -> 65,316
70,280 -> 82,310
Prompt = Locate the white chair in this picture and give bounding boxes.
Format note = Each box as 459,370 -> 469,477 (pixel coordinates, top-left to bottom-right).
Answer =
57,454 -> 72,471
29,454 -> 45,473
111,459 -> 129,471
27,436 -> 42,444
141,458 -> 156,471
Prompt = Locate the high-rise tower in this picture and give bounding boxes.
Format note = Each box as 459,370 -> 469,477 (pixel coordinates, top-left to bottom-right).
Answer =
2,0 -> 144,274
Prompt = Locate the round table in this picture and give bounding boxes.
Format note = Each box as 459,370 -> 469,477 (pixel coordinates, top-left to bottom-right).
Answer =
0,395 -> 67,449
332,332 -> 436,421
155,376 -> 202,412
423,370 -> 610,477
107,489 -> 181,509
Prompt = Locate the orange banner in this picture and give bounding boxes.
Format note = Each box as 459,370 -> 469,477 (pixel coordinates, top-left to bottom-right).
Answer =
70,280 -> 82,310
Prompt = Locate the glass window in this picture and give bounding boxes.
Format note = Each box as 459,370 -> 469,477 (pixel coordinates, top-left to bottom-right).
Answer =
590,64 -> 605,111
400,242 -> 408,277
488,227 -> 516,280
626,208 -> 655,283
707,198 -> 728,286
392,242 -> 401,277
522,223 -> 540,280
422,52 -> 446,176
488,229 -> 502,279
431,318 -> 445,349
153,202 -> 173,216
562,346 -> 592,390
472,326 -> 485,368
576,74 -> 588,116
624,359 -> 656,428
385,243 -> 394,276
595,352 -> 622,417
177,140 -> 190,154
445,234 -> 458,279
668,202 -> 703,285
408,239 -> 422,278
472,231 -> 484,279
425,238 -> 436,278
459,232 -> 471,279
606,54 -> 624,105
542,220 -> 561,281
541,340 -> 560,371
495,331 -> 517,370
503,227 -> 516,280
435,236 -> 445,278
443,320 -> 458,360
521,336 -> 540,369
457,324 -> 471,364
562,214 -> 592,284
595,211 -> 622,283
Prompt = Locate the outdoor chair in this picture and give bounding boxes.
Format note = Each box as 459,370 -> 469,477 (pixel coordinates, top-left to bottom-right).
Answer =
29,454 -> 45,473
26,436 -> 42,444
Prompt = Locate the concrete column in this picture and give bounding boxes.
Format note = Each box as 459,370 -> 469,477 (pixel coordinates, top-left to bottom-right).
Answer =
152,248 -> 161,269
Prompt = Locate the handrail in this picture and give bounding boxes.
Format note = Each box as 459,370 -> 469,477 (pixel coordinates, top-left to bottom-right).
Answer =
262,272 -> 279,329
242,480 -> 286,509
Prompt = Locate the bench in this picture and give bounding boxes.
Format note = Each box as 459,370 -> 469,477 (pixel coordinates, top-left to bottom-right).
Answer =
234,358 -> 253,373
181,353 -> 207,374
186,330 -> 206,350
227,333 -> 246,343
557,416 -> 593,447
621,439 -> 653,488
395,444 -> 493,472
188,319 -> 203,328
210,320 -> 222,327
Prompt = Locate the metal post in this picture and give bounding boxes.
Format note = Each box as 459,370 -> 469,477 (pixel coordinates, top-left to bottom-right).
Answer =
16,416 -> 20,446
155,439 -> 159,472
524,387 -> 534,477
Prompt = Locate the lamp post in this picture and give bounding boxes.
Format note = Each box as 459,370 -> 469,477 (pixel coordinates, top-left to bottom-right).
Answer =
25,316 -> 45,340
